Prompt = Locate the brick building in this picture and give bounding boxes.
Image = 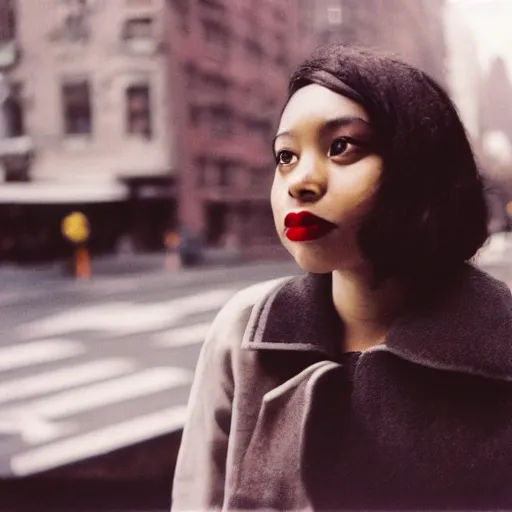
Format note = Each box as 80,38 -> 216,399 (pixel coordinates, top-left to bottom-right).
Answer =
0,0 -> 14,43
166,0 -> 303,259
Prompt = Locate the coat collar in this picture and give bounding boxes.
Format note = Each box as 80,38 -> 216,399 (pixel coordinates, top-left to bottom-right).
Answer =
242,264 -> 512,381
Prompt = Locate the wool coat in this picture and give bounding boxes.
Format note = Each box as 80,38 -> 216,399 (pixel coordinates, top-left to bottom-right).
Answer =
172,264 -> 512,511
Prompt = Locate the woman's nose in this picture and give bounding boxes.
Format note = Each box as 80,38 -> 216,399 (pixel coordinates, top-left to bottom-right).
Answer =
287,160 -> 327,203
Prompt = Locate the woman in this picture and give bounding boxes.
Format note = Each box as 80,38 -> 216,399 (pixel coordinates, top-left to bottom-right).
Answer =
172,45 -> 512,511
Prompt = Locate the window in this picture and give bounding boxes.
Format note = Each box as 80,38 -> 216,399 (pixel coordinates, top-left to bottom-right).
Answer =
188,105 -> 210,128
126,84 -> 152,138
217,160 -> 232,186
169,0 -> 189,34
245,116 -> 273,143
202,20 -> 229,44
60,0 -> 91,42
245,37 -> 264,63
184,62 -> 198,91
204,202 -> 228,245
0,0 -> 15,42
273,6 -> 285,22
196,156 -> 206,187
327,6 -> 342,25
65,14 -> 89,42
210,105 -> 234,137
201,19 -> 230,60
251,165 -> 272,187
274,32 -> 288,66
123,18 -> 153,40
202,73 -> 230,95
4,83 -> 24,137
250,203 -> 276,240
198,0 -> 226,13
188,105 -> 201,127
62,81 -> 92,135
244,8 -> 259,36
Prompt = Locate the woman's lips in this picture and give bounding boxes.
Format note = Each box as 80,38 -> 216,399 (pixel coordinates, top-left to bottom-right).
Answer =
284,211 -> 336,242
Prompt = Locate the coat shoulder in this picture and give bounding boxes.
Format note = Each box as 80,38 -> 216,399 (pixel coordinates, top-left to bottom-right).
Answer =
206,276 -> 293,353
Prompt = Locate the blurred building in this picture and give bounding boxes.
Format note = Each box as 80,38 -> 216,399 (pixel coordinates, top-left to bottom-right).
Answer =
0,0 -> 178,262
480,57 -> 512,149
300,0 -> 447,87
443,0 -> 482,145
0,0 -> 454,264
477,57 -> 512,198
166,0 -> 302,260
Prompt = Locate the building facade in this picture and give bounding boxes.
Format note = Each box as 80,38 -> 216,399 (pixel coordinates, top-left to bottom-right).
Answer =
2,1 -> 452,264
166,0 -> 303,259
7,0 -> 175,182
0,0 -> 178,261
443,0 -> 482,145
0,0 -> 14,43
300,0 -> 447,87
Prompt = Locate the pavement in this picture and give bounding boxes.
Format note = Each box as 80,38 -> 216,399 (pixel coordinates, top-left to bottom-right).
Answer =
0,237 -> 509,511
0,255 -> 301,510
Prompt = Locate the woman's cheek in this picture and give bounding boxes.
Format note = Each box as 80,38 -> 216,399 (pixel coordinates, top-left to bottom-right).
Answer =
270,177 -> 284,233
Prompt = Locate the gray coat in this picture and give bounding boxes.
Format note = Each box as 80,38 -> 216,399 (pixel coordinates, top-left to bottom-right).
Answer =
172,264 -> 512,511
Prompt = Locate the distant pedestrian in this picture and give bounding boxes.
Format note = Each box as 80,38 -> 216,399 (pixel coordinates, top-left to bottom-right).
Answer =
163,230 -> 180,271
177,227 -> 203,267
172,44 -> 512,511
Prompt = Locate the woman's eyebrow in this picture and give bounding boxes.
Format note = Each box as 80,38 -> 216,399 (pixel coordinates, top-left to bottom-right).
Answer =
272,116 -> 371,152
321,116 -> 371,133
272,131 -> 296,153
273,130 -> 294,144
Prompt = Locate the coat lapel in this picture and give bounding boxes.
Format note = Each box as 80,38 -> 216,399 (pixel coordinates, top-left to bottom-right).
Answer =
243,263 -> 512,380
242,271 -> 342,358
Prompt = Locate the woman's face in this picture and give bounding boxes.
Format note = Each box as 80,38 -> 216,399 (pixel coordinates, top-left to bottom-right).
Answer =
271,84 -> 383,274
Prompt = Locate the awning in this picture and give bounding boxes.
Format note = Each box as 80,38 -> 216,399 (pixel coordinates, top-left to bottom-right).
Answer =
0,181 -> 129,204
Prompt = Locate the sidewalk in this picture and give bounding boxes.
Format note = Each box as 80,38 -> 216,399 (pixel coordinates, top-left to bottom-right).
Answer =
0,250 -> 300,303
0,247 -> 243,283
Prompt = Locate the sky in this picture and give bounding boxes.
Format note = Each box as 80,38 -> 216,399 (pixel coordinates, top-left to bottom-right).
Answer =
449,0 -> 512,74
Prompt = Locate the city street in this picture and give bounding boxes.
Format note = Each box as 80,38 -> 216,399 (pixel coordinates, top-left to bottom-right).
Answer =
0,243 -> 510,510
0,257 -> 301,481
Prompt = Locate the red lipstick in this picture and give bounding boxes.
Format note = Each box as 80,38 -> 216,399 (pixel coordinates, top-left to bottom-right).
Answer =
284,211 -> 336,242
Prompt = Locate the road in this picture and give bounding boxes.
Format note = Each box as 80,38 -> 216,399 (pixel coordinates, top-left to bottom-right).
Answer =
0,258 -> 301,480
0,242 -> 510,510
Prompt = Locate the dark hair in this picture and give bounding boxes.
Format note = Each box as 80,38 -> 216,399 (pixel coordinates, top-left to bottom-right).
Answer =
287,44 -> 489,291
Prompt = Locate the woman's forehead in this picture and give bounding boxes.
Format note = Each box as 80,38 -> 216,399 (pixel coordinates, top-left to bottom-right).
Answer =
278,84 -> 369,133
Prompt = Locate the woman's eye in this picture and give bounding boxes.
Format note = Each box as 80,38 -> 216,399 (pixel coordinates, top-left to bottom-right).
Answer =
328,138 -> 349,157
276,150 -> 297,165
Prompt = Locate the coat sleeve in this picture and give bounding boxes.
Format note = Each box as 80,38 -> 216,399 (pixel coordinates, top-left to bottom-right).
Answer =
170,290 -> 251,511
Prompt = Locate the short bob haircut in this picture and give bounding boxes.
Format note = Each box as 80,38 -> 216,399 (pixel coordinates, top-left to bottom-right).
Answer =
286,44 -> 489,293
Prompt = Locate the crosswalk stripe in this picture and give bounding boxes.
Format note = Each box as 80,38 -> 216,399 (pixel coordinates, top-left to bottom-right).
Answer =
18,288 -> 236,339
154,322 -> 212,347
0,339 -> 84,372
10,405 -> 188,476
0,359 -> 135,405
5,367 -> 193,420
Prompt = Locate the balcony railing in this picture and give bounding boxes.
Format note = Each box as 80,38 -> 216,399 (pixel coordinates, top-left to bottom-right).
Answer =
0,40 -> 18,69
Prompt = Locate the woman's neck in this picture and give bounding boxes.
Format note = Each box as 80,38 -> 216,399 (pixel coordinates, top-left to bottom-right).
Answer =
332,268 -> 407,353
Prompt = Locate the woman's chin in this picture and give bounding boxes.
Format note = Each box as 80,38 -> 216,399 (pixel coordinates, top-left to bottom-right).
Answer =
289,249 -> 336,274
